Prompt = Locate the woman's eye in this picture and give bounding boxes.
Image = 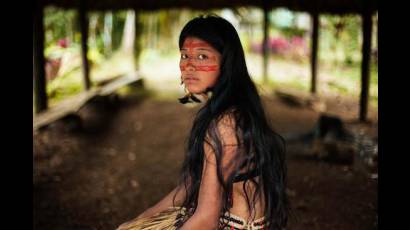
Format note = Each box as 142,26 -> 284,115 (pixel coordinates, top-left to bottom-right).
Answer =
181,54 -> 188,59
198,54 -> 208,60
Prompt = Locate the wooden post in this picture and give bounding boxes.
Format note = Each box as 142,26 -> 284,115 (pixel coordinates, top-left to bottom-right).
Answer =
262,6 -> 269,84
310,12 -> 319,94
133,10 -> 142,71
79,1 -> 91,90
33,2 -> 48,114
360,10 -> 373,122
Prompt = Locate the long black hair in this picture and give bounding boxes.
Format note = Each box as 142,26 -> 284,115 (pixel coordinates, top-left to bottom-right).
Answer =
173,15 -> 289,229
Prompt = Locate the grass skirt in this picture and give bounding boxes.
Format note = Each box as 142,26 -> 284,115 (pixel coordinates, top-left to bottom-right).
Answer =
116,206 -> 268,230
116,207 -> 187,230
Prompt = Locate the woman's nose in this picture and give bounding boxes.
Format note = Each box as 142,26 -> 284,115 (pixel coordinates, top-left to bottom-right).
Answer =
186,60 -> 196,71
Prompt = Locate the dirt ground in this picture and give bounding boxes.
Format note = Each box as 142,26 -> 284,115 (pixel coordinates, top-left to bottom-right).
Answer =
33,90 -> 378,230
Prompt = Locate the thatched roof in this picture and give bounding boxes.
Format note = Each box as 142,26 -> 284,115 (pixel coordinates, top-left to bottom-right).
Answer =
40,0 -> 378,14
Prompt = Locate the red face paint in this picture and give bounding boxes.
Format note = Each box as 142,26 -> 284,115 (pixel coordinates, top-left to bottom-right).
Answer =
195,65 -> 218,71
179,37 -> 221,94
206,56 -> 218,62
180,65 -> 218,72
182,41 -> 212,52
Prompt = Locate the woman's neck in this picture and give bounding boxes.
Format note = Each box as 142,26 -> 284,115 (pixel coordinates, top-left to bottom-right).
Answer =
193,93 -> 209,103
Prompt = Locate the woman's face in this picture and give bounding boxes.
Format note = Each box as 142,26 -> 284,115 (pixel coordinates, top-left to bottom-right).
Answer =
180,37 -> 221,94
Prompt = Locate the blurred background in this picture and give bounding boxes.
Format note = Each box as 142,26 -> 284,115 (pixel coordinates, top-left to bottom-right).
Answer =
33,1 -> 378,229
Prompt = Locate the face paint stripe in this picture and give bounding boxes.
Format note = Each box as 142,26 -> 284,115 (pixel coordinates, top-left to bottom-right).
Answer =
196,66 -> 218,71
183,40 -> 215,52
180,65 -> 218,72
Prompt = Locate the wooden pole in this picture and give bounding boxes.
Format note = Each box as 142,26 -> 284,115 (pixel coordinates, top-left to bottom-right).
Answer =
33,2 -> 48,114
133,10 -> 142,71
262,6 -> 269,84
310,12 -> 319,94
360,10 -> 373,122
79,1 -> 91,90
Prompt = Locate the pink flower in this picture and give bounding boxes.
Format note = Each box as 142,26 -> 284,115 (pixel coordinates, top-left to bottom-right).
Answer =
57,38 -> 68,48
270,37 -> 290,54
290,36 -> 305,46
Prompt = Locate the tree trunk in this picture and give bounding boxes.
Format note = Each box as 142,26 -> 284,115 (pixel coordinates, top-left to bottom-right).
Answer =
121,10 -> 136,53
89,13 -> 99,49
104,11 -> 113,56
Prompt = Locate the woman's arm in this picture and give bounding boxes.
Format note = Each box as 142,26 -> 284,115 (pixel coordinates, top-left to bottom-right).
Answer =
137,184 -> 186,219
180,114 -> 240,230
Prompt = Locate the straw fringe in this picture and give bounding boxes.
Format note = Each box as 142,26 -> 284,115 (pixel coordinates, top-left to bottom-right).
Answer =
117,206 -> 269,230
116,207 -> 187,230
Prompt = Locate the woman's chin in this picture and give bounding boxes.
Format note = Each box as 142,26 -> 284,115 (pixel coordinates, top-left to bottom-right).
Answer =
186,87 -> 203,94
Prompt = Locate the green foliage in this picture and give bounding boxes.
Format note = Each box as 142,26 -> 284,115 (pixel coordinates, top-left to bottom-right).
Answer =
280,27 -> 306,38
112,11 -> 127,50
44,7 -> 77,47
320,14 -> 362,66
46,70 -> 83,105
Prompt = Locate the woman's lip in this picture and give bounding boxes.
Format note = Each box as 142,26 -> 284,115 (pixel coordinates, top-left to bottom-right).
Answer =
184,77 -> 199,81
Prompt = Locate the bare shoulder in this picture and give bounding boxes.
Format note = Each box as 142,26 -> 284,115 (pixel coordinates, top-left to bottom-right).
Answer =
205,108 -> 241,150
216,108 -> 237,128
214,109 -> 240,146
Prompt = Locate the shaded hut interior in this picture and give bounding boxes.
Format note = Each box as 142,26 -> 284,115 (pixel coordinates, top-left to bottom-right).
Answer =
33,0 -> 378,229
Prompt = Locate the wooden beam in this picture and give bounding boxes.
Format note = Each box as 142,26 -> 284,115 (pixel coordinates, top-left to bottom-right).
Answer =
79,1 -> 91,90
38,0 -> 378,16
33,2 -> 48,114
262,6 -> 269,84
359,10 -> 373,122
310,12 -> 319,94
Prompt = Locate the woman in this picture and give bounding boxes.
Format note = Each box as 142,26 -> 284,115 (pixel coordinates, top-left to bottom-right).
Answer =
117,14 -> 289,230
